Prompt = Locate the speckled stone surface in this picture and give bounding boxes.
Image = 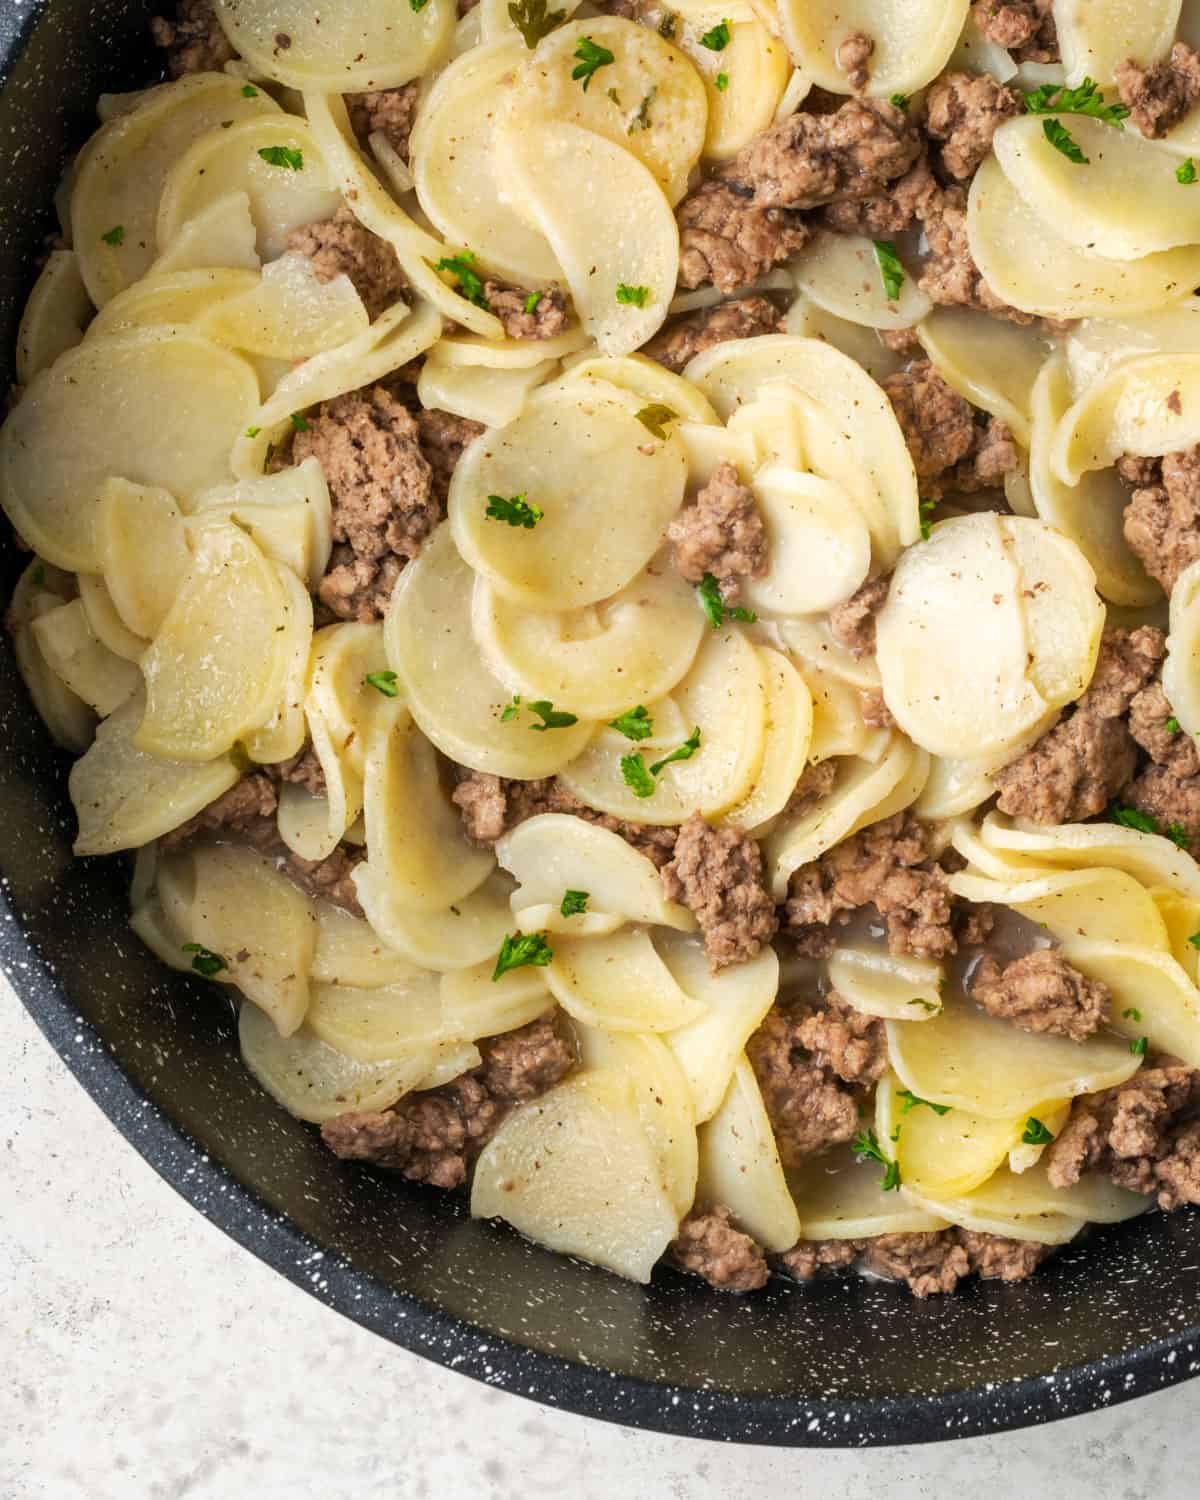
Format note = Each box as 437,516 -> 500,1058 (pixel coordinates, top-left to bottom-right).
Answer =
3,976 -> 1198,1499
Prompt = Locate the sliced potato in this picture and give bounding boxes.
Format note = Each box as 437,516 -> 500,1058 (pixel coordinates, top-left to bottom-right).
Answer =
192,457 -> 333,594
1051,352 -> 1200,483
354,865 -> 517,972
787,1144 -> 950,1240
794,230 -> 931,330
95,478 -> 191,641
152,192 -> 262,277
76,573 -> 147,663
877,1069 -> 1026,1200
917,305 -> 1047,448
546,927 -> 707,1032
416,355 -> 558,431
827,948 -> 944,1022
307,975 -> 446,1062
29,600 -> 140,717
1065,940 -> 1200,1068
743,463 -> 872,616
978,809 -> 1200,900
1055,0 -> 1179,87
313,901 -> 433,989
439,963 -> 555,1044
776,0 -> 968,96
16,249 -> 92,383
13,594 -> 97,754
305,621 -> 389,778
89,267 -> 260,340
697,1056 -> 800,1252
722,647 -> 813,831
199,251 -> 368,359
677,17 -> 791,161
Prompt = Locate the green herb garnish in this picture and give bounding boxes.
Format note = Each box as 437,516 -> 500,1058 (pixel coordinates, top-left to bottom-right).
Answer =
100,225 -> 124,247
435,249 -> 489,308
890,92 -> 910,111
524,290 -> 543,314
873,239 -> 905,301
852,1128 -> 901,1190
30,563 -> 45,587
908,997 -> 940,1014
258,145 -> 304,170
1110,804 -> 1158,834
501,695 -> 521,723
1041,118 -> 1089,164
897,1089 -> 951,1117
485,492 -> 543,528
616,282 -> 650,307
290,412 -> 309,432
715,72 -> 729,92
245,425 -> 261,438
182,943 -> 228,979
919,497 -> 936,540
1022,1117 -> 1054,1146
1130,1035 -> 1149,1057
365,670 -> 399,698
507,0 -> 566,47
492,931 -> 554,980
699,18 -> 730,50
560,889 -> 589,917
528,700 -> 578,731
1179,159 -> 1198,185
630,87 -> 657,133
649,726 -> 701,775
241,84 -> 259,97
609,705 -> 653,741
1167,716 -> 1182,734
1023,77 -> 1130,128
696,572 -> 756,628
572,36 -> 615,92
1167,822 -> 1191,849
620,752 -> 656,798
1123,1007 -> 1142,1021
634,402 -> 678,440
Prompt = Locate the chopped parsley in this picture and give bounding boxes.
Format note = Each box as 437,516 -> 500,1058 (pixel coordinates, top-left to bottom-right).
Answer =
696,572 -> 756,628
560,889 -> 589,917
257,144 -> 304,171
1130,1035 -> 1149,1057
507,0 -> 565,48
289,412 -> 309,432
630,87 -> 657,133
435,249 -> 489,308
100,224 -> 124,247
1167,822 -> 1191,849
30,563 -> 45,587
1041,118 -> 1089,164
616,282 -> 650,307
1022,1117 -> 1054,1146
919,497 -> 937,540
907,997 -> 941,1014
410,0 -> 431,10
609,705 -> 653,740
1023,77 -> 1130,129
1189,931 -> 1200,950
241,83 -> 259,98
572,36 -> 615,92
492,931 -> 554,980
364,670 -> 399,698
245,425 -> 261,438
620,752 -> 656,798
715,72 -> 729,92
182,943 -> 228,979
1110,803 -> 1158,834
1179,158 -> 1199,185
1123,1007 -> 1142,1021
634,402 -> 678,440
523,290 -> 543,314
851,1127 -> 901,1191
501,695 -> 522,723
650,726 -> 701,775
528,700 -> 578,731
1167,716 -> 1182,734
699,18 -> 731,50
873,239 -> 905,301
897,1089 -> 951,1117
485,492 -> 543,528
607,87 -> 622,106
889,92 -> 910,111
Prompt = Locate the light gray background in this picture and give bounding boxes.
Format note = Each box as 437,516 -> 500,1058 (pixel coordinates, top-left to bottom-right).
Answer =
2,971 -> 1196,1500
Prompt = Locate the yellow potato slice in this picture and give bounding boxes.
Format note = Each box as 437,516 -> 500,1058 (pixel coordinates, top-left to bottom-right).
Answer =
305,621 -> 390,779
313,901 -> 432,989
785,292 -> 907,384
29,600 -> 139,718
1065,940 -> 1200,1068
742,463 -> 872,615
89,267 -> 260,340
978,810 -> 1200,899
877,1070 -> 1026,1200
94,478 -> 191,642
794,230 -> 931,330
917,306 -> 1048,448
354,865 -> 517,972
546,927 -> 708,1032
137,521 -> 292,761
561,353 -> 721,424
416,356 -> 559,431
1009,1100 -> 1071,1175
16,249 -> 92,383
722,646 -> 813,832
439,963 -> 555,1044
827,948 -> 944,1022
1056,0 -> 1180,87
777,0 -> 968,96
913,754 -> 998,822
676,17 -> 789,161
153,191 -> 263,278
76,574 -> 146,663
192,457 -> 333,593
199,251 -> 368,359
1052,352 -> 1200,483
0,329 -> 259,571
13,590 -> 97,754
697,1056 -> 800,1251
1165,558 -> 1200,737
307,974 -> 446,1062
436,326 -> 591,370
1149,886 -> 1200,984
384,524 -> 595,778
241,566 -> 313,765
787,1144 -> 949,1241
948,866 -> 1170,949
472,1071 -> 680,1283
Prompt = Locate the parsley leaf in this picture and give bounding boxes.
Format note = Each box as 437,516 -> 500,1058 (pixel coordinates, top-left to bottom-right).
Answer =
1022,1117 -> 1054,1146
609,705 -> 653,740
290,412 -> 309,432
508,0 -> 566,48
897,1089 -> 951,1117
873,239 -> 905,301
699,18 -> 730,49
634,402 -> 678,440
616,282 -> 650,307
572,36 -> 615,92
241,83 -> 259,97
436,249 -> 489,308
1167,822 -> 1191,849
890,92 -> 911,111
696,572 -> 756,628
919,497 -> 937,540
30,563 -> 45,587
258,144 -> 304,170
607,86 -> 622,106
486,492 -> 543,528
851,1128 -> 901,1190
650,726 -> 701,776
1167,716 -> 1182,734
100,224 -> 124,247
907,997 -> 941,1014
524,290 -> 543,314
560,889 -> 589,917
245,425 -> 261,438
492,931 -> 554,980
1123,1007 -> 1142,1021
1179,158 -> 1199,185
410,0 -> 431,10
501,695 -> 521,723
364,670 -> 399,698
715,72 -> 729,92
1023,77 -> 1130,129
1110,803 -> 1158,834
182,943 -> 228,978
620,752 -> 657,798
1189,931 -> 1200,950
528,700 -> 578,731
1130,1035 -> 1149,1057
630,87 -> 657,133
1041,117 -> 1089,164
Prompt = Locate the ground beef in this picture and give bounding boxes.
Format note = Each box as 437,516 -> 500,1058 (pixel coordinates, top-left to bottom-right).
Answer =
882,361 -> 976,482
160,773 -> 279,852
287,205 -> 407,322
150,0 -> 237,76
784,759 -> 839,820
671,1206 -> 770,1292
415,407 -> 484,506
993,626 -> 1166,824
918,185 -> 1036,326
820,157 -> 938,237
777,1238 -> 861,1281
951,415 -> 1020,493
276,745 -> 327,798
795,990 -> 888,1086
677,178 -> 810,294
925,72 -> 1022,181
859,690 -> 895,730
1047,1064 -> 1200,1209
283,842 -> 366,917
836,32 -> 874,93
829,575 -> 889,658
780,1228 -> 1051,1291
1125,763 -> 1200,852
1122,444 -> 1200,594
1115,43 -> 1200,140
1128,682 -> 1200,777
346,84 -> 419,161
666,461 -> 768,605
782,812 -> 955,960
957,902 -> 998,947
660,813 -> 778,971
879,326 -> 923,357
320,1014 -> 575,1187
292,384 -> 437,622
957,1231 -> 1055,1282
451,771 -> 679,869
861,1231 -> 970,1299
746,1004 -> 863,1162
642,296 -> 782,374
971,0 -> 1058,62
970,949 -> 1110,1042
482,282 -> 570,340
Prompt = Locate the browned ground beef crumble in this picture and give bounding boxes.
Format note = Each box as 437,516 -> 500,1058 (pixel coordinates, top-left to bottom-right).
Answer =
925,72 -> 1022,182
660,812 -> 778,971
1115,43 -> 1200,139
970,950 -> 1110,1041
783,759 -> 838,820
971,0 -> 1058,62
1121,447 -> 1200,594
642,295 -> 782,374
835,32 -> 874,93
414,407 -> 484,505
482,282 -> 570,340
666,460 -> 768,605
671,1206 -> 770,1291
288,204 -> 408,323
346,84 -> 420,161
151,0 -> 237,76
883,359 -> 1019,498
829,575 -> 889,658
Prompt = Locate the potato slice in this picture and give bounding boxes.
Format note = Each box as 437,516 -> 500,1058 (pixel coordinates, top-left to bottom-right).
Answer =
199,251 -> 368,359
722,647 -> 813,832
505,18 -> 707,206
676,17 -> 789,161
0,329 -> 259,571
546,927 -> 707,1032
560,353 -> 721,424
436,325 -> 592,371
416,355 -> 558,430
192,457 -> 333,594
13,591 -> 97,754
787,1144 -> 950,1240
473,558 -> 705,719
917,306 -> 1048,448
1009,1100 -> 1072,1175
877,1070 -> 1026,1200
657,928 -> 779,1122
307,974 -> 446,1062
137,521 -> 292,761
1052,351 -> 1200,483
95,478 -> 191,642
449,381 -> 687,611
152,192 -> 262,277
967,155 -> 1200,320
1065,304 -> 1200,399
89,267 -> 260,340
1150,886 -> 1200,983
794,230 -> 931,331
493,118 -> 678,355
1065,940 -> 1200,1068
496,813 -> 696,934
241,566 -> 313,765
948,866 -> 1170,950
360,698 -> 494,913
827,948 -> 944,1022
76,574 -> 146,663
313,902 -> 432,989
885,990 -> 1141,1120
902,1159 -> 1148,1243
1055,0 -> 1180,87
777,0 -> 968,96
156,843 -> 318,1036
742,463 -> 872,616
29,600 -> 140,717
780,614 -> 881,690
354,865 -> 517,972
784,293 -> 906,384
697,1056 -> 800,1251
305,621 -> 389,779
559,626 -> 767,824
384,525 -> 595,778
69,691 -> 239,855
978,809 -> 1200,899
913,754 -> 998,822
16,249 -> 91,383
439,963 -> 555,1044
1165,558 -> 1200,740
71,74 -> 278,304
577,1025 -> 699,1216
471,1071 -> 680,1283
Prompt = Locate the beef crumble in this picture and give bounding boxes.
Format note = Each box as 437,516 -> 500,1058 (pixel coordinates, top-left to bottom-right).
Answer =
415,407 -> 484,506
1115,43 -> 1200,140
780,1227 -> 1053,1294
346,83 -> 420,161
482,282 -> 569,340
970,949 -> 1110,1042
883,361 -> 976,482
666,461 -> 768,605
1122,445 -> 1200,594
287,204 -> 408,322
660,812 -> 778,971
836,32 -> 874,94
671,1205 -> 770,1292
642,295 -> 782,374
151,0 -> 237,76
677,178 -> 810,294
829,575 -> 889,658
917,184 -> 1037,326
820,156 -> 937,238
925,72 -> 1022,182
971,0 -> 1059,63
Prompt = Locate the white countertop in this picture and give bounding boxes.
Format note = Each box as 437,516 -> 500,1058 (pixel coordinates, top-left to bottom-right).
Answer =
2,969 -> 1196,1500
